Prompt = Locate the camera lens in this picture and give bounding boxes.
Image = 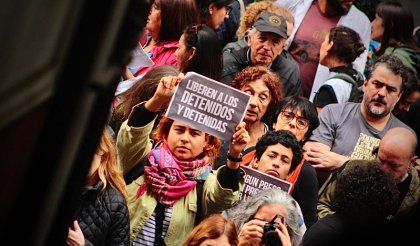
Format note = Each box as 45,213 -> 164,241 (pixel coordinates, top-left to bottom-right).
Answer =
262,230 -> 281,246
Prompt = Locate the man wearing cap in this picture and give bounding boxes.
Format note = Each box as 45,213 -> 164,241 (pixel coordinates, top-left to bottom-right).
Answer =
221,11 -> 303,97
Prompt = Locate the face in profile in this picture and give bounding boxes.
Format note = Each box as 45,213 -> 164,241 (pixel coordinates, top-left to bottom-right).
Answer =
175,33 -> 193,72
362,64 -> 402,118
208,4 -> 230,29
254,143 -> 293,179
146,0 -> 162,39
248,31 -> 285,66
371,14 -> 385,41
166,121 -> 209,161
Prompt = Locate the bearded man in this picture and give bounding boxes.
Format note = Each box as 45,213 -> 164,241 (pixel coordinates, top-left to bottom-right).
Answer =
303,55 -> 414,185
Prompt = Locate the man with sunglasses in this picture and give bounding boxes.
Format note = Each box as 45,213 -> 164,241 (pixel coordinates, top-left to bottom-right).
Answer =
304,55 -> 413,186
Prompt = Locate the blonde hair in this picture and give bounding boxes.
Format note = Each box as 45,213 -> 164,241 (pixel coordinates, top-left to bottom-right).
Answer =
96,128 -> 128,201
236,1 -> 294,39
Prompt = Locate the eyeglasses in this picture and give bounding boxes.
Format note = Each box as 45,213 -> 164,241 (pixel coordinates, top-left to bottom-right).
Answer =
279,111 -> 309,130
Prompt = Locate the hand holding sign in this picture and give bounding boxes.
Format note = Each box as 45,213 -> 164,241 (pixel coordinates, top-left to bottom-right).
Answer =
145,73 -> 184,113
227,122 -> 249,170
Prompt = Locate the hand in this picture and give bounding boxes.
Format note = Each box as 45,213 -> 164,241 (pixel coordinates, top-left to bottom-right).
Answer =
66,220 -> 85,246
227,122 -> 249,170
238,219 -> 265,246
304,147 -> 349,171
276,222 -> 292,246
145,73 -> 184,112
122,66 -> 135,80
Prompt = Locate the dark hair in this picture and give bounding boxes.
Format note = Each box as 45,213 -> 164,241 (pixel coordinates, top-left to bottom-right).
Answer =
153,117 -> 221,160
328,26 -> 366,65
157,0 -> 200,42
117,65 -> 180,121
375,1 -> 417,55
182,214 -> 238,246
400,71 -> 420,102
334,160 -> 399,223
230,66 -> 283,123
255,130 -> 303,174
366,54 -> 408,92
270,96 -> 319,143
195,0 -> 233,24
181,24 -> 223,81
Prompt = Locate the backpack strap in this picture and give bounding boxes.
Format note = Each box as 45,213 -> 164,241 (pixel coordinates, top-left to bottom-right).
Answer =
329,72 -> 363,102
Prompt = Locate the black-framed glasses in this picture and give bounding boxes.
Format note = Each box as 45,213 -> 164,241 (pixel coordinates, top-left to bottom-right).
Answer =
279,111 -> 309,130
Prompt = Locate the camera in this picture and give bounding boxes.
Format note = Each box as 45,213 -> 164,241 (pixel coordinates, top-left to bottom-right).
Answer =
262,221 -> 281,246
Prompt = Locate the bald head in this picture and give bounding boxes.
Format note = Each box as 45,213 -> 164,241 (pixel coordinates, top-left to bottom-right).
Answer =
378,127 -> 418,182
380,127 -> 417,156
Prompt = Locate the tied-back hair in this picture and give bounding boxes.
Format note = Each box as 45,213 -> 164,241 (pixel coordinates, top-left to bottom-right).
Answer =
328,26 -> 366,65
375,1 -> 418,56
230,66 -> 283,123
156,0 -> 200,42
96,128 -> 128,202
224,189 -> 304,246
182,214 -> 238,246
182,24 -> 223,81
152,117 -> 222,160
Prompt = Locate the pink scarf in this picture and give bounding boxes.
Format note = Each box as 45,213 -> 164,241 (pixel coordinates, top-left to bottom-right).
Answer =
136,142 -> 211,206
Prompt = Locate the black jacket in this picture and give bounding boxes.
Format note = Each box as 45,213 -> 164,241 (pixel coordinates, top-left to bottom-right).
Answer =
73,181 -> 130,246
221,38 -> 303,97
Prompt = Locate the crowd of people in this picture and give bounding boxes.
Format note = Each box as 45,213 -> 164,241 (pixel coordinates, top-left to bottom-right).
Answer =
66,0 -> 420,245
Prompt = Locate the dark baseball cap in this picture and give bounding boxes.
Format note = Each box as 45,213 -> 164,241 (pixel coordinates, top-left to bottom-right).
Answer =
253,11 -> 287,39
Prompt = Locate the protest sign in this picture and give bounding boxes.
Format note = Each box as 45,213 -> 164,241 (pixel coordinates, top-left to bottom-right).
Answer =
166,72 -> 251,140
239,166 -> 292,201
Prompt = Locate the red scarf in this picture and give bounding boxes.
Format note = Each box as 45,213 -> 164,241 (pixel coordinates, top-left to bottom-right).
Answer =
136,142 -> 211,206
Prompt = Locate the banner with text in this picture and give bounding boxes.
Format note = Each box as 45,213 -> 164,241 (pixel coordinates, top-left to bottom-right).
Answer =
239,166 -> 292,201
166,72 -> 251,140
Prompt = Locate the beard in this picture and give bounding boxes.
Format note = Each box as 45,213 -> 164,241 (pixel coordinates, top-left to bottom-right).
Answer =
364,95 -> 395,118
327,0 -> 351,16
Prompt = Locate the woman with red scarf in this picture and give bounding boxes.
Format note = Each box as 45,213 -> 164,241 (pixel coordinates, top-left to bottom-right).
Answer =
117,74 -> 249,245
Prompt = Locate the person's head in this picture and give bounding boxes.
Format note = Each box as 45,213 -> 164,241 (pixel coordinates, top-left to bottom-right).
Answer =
182,214 -> 238,246
319,26 -> 366,67
371,1 -> 416,54
236,1 -> 294,41
117,65 -> 180,121
362,55 -> 407,119
377,127 -> 418,183
176,24 -> 223,81
195,0 -> 233,29
226,188 -> 304,246
253,130 -> 303,179
271,96 -> 319,143
90,127 -> 128,201
147,0 -> 199,42
394,72 -> 420,115
153,117 -> 221,161
247,11 -> 288,66
230,66 -> 283,124
334,160 -> 399,223
326,0 -> 354,16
